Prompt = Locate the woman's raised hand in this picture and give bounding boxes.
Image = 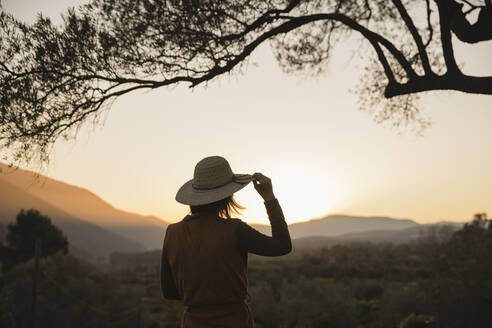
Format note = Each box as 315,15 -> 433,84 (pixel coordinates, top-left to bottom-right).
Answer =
252,172 -> 276,201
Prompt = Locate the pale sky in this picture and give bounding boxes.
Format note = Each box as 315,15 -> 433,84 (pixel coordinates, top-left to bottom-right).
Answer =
3,0 -> 492,224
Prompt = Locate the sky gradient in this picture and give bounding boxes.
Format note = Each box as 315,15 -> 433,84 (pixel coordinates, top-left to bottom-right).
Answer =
3,0 -> 492,224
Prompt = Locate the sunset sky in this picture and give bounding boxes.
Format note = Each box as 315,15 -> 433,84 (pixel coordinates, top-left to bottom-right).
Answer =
3,0 -> 492,225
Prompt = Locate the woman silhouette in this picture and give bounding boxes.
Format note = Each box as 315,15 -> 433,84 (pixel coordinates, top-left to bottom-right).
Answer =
161,156 -> 292,327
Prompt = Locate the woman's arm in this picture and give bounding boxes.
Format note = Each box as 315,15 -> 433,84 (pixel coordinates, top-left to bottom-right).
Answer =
160,227 -> 182,300
237,198 -> 292,256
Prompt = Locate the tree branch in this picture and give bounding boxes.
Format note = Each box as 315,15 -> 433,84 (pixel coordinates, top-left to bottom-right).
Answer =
218,0 -> 302,43
447,0 -> 492,43
385,74 -> 492,97
434,0 -> 460,74
265,13 -> 415,82
424,0 -> 434,47
391,0 -> 433,75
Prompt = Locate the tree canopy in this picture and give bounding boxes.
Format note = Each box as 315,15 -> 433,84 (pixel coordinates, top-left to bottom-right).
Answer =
0,209 -> 69,271
1,0 -> 491,164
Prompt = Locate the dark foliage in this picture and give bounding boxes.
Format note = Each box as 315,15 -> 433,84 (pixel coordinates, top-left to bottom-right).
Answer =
1,0 -> 492,164
0,213 -> 490,327
0,254 -> 156,328
0,209 -> 68,271
423,213 -> 492,327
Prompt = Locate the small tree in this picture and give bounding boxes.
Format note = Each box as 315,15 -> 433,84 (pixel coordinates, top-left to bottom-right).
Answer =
0,209 -> 69,271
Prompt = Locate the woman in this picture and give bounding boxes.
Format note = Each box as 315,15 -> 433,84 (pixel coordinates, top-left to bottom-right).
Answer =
161,155 -> 292,327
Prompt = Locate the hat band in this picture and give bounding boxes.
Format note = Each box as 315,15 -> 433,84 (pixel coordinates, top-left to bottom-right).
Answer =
192,174 -> 251,190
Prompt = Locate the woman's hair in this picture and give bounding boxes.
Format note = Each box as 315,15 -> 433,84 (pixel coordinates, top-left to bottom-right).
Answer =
189,195 -> 245,219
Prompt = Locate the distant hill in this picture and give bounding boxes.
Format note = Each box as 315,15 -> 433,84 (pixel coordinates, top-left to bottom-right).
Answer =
0,163 -> 167,249
0,178 -> 144,258
0,163 -> 468,261
107,221 -> 465,267
291,222 -> 464,250
251,215 -> 419,239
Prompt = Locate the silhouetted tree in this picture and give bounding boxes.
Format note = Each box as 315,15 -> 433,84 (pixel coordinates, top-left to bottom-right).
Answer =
1,0 -> 491,164
424,212 -> 492,328
0,209 -> 68,271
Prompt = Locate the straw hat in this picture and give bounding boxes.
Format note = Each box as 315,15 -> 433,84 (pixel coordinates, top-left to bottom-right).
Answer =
175,156 -> 253,206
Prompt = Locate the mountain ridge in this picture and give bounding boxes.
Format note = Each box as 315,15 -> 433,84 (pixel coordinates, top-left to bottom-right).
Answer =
0,178 -> 145,258
0,163 -> 168,249
250,214 -> 419,239
0,162 -> 468,259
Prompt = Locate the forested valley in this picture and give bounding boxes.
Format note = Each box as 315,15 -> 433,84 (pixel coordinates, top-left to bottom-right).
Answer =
1,212 -> 491,328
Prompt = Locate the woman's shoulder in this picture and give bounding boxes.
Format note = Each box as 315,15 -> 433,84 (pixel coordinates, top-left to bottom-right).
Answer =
214,218 -> 249,230
223,218 -> 251,237
226,217 -> 248,224
226,218 -> 253,231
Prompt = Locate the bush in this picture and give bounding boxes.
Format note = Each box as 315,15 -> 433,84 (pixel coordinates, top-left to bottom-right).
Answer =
399,313 -> 432,328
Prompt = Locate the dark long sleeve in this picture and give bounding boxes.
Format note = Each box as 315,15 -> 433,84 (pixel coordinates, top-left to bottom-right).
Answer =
237,198 -> 292,256
160,228 -> 182,300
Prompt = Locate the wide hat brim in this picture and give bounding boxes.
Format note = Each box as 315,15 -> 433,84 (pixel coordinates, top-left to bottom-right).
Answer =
175,173 -> 253,206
